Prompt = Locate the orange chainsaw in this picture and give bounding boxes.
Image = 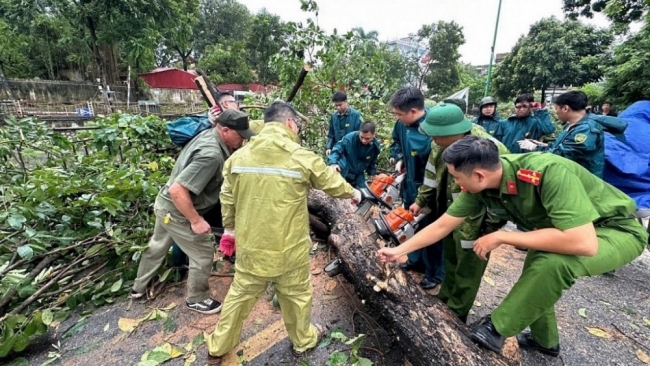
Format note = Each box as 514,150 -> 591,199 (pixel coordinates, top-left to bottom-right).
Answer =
355,172 -> 428,247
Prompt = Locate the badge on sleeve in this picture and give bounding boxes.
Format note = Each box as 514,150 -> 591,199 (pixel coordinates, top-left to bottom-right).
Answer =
574,133 -> 587,144
516,169 -> 542,186
506,181 -> 518,195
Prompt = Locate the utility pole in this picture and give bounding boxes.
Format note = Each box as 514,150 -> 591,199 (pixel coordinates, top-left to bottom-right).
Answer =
484,0 -> 503,97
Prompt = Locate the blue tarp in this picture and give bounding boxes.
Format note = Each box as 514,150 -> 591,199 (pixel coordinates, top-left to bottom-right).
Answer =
603,101 -> 650,211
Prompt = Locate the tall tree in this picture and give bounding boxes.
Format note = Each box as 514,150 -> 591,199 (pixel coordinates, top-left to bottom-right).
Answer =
193,0 -> 252,59
245,9 -> 289,84
199,42 -> 255,84
160,0 -> 201,71
457,63 -> 487,106
417,21 -> 466,98
562,0 -> 647,30
3,0 -> 192,84
603,23 -> 650,106
492,17 -> 613,102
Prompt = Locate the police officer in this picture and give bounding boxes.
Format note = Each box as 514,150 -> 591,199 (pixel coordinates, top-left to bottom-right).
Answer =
501,94 -> 556,153
387,87 -> 440,287
328,121 -> 381,188
131,110 -> 256,315
207,102 -> 361,365
377,136 -> 647,357
518,91 -> 607,178
326,91 -> 363,155
410,104 -> 509,320
472,96 -> 503,139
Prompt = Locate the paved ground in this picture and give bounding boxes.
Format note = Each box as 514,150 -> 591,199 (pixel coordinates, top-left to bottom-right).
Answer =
13,233 -> 650,366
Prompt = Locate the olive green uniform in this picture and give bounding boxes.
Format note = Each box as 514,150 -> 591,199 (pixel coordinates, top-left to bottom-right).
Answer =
133,128 -> 230,303
446,152 -> 647,348
207,122 -> 355,356
415,124 -> 509,320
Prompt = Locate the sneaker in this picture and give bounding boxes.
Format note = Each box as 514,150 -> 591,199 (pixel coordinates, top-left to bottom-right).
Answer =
516,331 -> 560,357
186,298 -> 222,314
130,289 -> 144,299
471,315 -> 505,354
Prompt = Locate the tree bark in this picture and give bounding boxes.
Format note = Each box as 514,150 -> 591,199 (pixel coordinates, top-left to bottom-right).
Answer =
308,190 -> 514,366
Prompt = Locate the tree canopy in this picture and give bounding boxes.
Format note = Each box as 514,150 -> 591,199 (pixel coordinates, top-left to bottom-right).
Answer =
492,17 -> 613,101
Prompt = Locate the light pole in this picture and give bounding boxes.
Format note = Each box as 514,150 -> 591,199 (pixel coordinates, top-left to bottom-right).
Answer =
484,0 -> 503,97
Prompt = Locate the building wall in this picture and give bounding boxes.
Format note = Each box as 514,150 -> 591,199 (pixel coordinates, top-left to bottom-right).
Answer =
149,88 -> 203,103
0,79 -> 129,103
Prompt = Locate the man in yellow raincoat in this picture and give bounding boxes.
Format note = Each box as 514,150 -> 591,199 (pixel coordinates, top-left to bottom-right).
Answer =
206,101 -> 361,365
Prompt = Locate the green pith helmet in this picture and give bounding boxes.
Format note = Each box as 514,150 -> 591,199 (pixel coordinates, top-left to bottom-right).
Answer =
479,96 -> 497,109
419,103 -> 472,137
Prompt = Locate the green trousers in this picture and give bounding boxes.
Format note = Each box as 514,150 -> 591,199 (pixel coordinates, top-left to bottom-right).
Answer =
132,204 -> 214,303
492,218 -> 647,348
207,264 -> 318,356
437,236 -> 488,321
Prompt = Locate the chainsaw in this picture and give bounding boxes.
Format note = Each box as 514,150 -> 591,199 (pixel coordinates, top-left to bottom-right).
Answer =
371,207 -> 428,247
356,171 -> 429,247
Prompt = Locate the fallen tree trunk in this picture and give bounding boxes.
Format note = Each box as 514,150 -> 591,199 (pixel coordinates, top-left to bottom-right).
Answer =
308,190 -> 513,366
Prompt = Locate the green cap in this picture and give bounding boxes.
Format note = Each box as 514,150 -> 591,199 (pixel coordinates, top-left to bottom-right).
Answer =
419,103 -> 473,137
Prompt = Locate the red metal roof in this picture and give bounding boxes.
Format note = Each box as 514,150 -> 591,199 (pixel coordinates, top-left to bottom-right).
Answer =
138,68 -> 270,93
138,68 -> 198,90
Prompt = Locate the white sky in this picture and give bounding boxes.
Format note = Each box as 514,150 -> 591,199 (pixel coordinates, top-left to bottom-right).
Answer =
238,0 -> 614,65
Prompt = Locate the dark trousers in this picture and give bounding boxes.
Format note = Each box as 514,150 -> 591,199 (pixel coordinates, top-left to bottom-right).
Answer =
404,208 -> 445,282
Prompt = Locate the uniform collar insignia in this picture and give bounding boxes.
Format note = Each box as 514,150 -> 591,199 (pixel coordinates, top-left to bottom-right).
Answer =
506,181 -> 518,195
516,168 -> 542,186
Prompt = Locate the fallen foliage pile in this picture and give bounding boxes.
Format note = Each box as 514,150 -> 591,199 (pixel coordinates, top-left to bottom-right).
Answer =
0,114 -> 178,358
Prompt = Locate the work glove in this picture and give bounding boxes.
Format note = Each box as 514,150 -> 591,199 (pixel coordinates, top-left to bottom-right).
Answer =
208,105 -> 222,125
325,149 -> 331,156
517,139 -> 538,151
330,164 -> 341,172
395,160 -> 404,173
219,228 -> 236,257
351,189 -> 362,205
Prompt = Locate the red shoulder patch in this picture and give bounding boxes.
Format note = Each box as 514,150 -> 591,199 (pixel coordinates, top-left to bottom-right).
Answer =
506,181 -> 518,195
516,169 -> 542,186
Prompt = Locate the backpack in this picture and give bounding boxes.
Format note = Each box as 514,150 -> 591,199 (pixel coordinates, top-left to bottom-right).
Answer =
166,115 -> 212,147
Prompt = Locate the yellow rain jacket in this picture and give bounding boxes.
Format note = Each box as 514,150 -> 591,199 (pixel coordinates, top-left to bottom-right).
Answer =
220,122 -> 356,277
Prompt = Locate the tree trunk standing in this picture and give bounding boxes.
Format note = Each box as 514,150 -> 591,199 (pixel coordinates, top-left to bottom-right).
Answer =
86,16 -> 104,84
541,87 -> 546,104
308,190 -> 515,366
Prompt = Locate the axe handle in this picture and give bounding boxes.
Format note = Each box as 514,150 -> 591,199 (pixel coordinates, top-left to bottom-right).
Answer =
286,64 -> 311,103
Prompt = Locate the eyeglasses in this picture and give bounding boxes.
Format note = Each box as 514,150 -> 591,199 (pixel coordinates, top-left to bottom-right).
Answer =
515,104 -> 530,109
290,117 -> 303,133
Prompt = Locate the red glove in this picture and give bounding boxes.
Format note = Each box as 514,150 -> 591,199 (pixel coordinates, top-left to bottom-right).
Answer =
219,235 -> 235,256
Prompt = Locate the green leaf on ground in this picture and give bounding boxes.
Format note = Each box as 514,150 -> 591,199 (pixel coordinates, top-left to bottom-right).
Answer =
191,332 -> 205,349
110,278 -> 123,292
163,316 -> 177,333
7,357 -> 29,366
62,317 -> 89,339
578,308 -> 587,318
42,309 -> 54,325
16,245 -> 33,260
